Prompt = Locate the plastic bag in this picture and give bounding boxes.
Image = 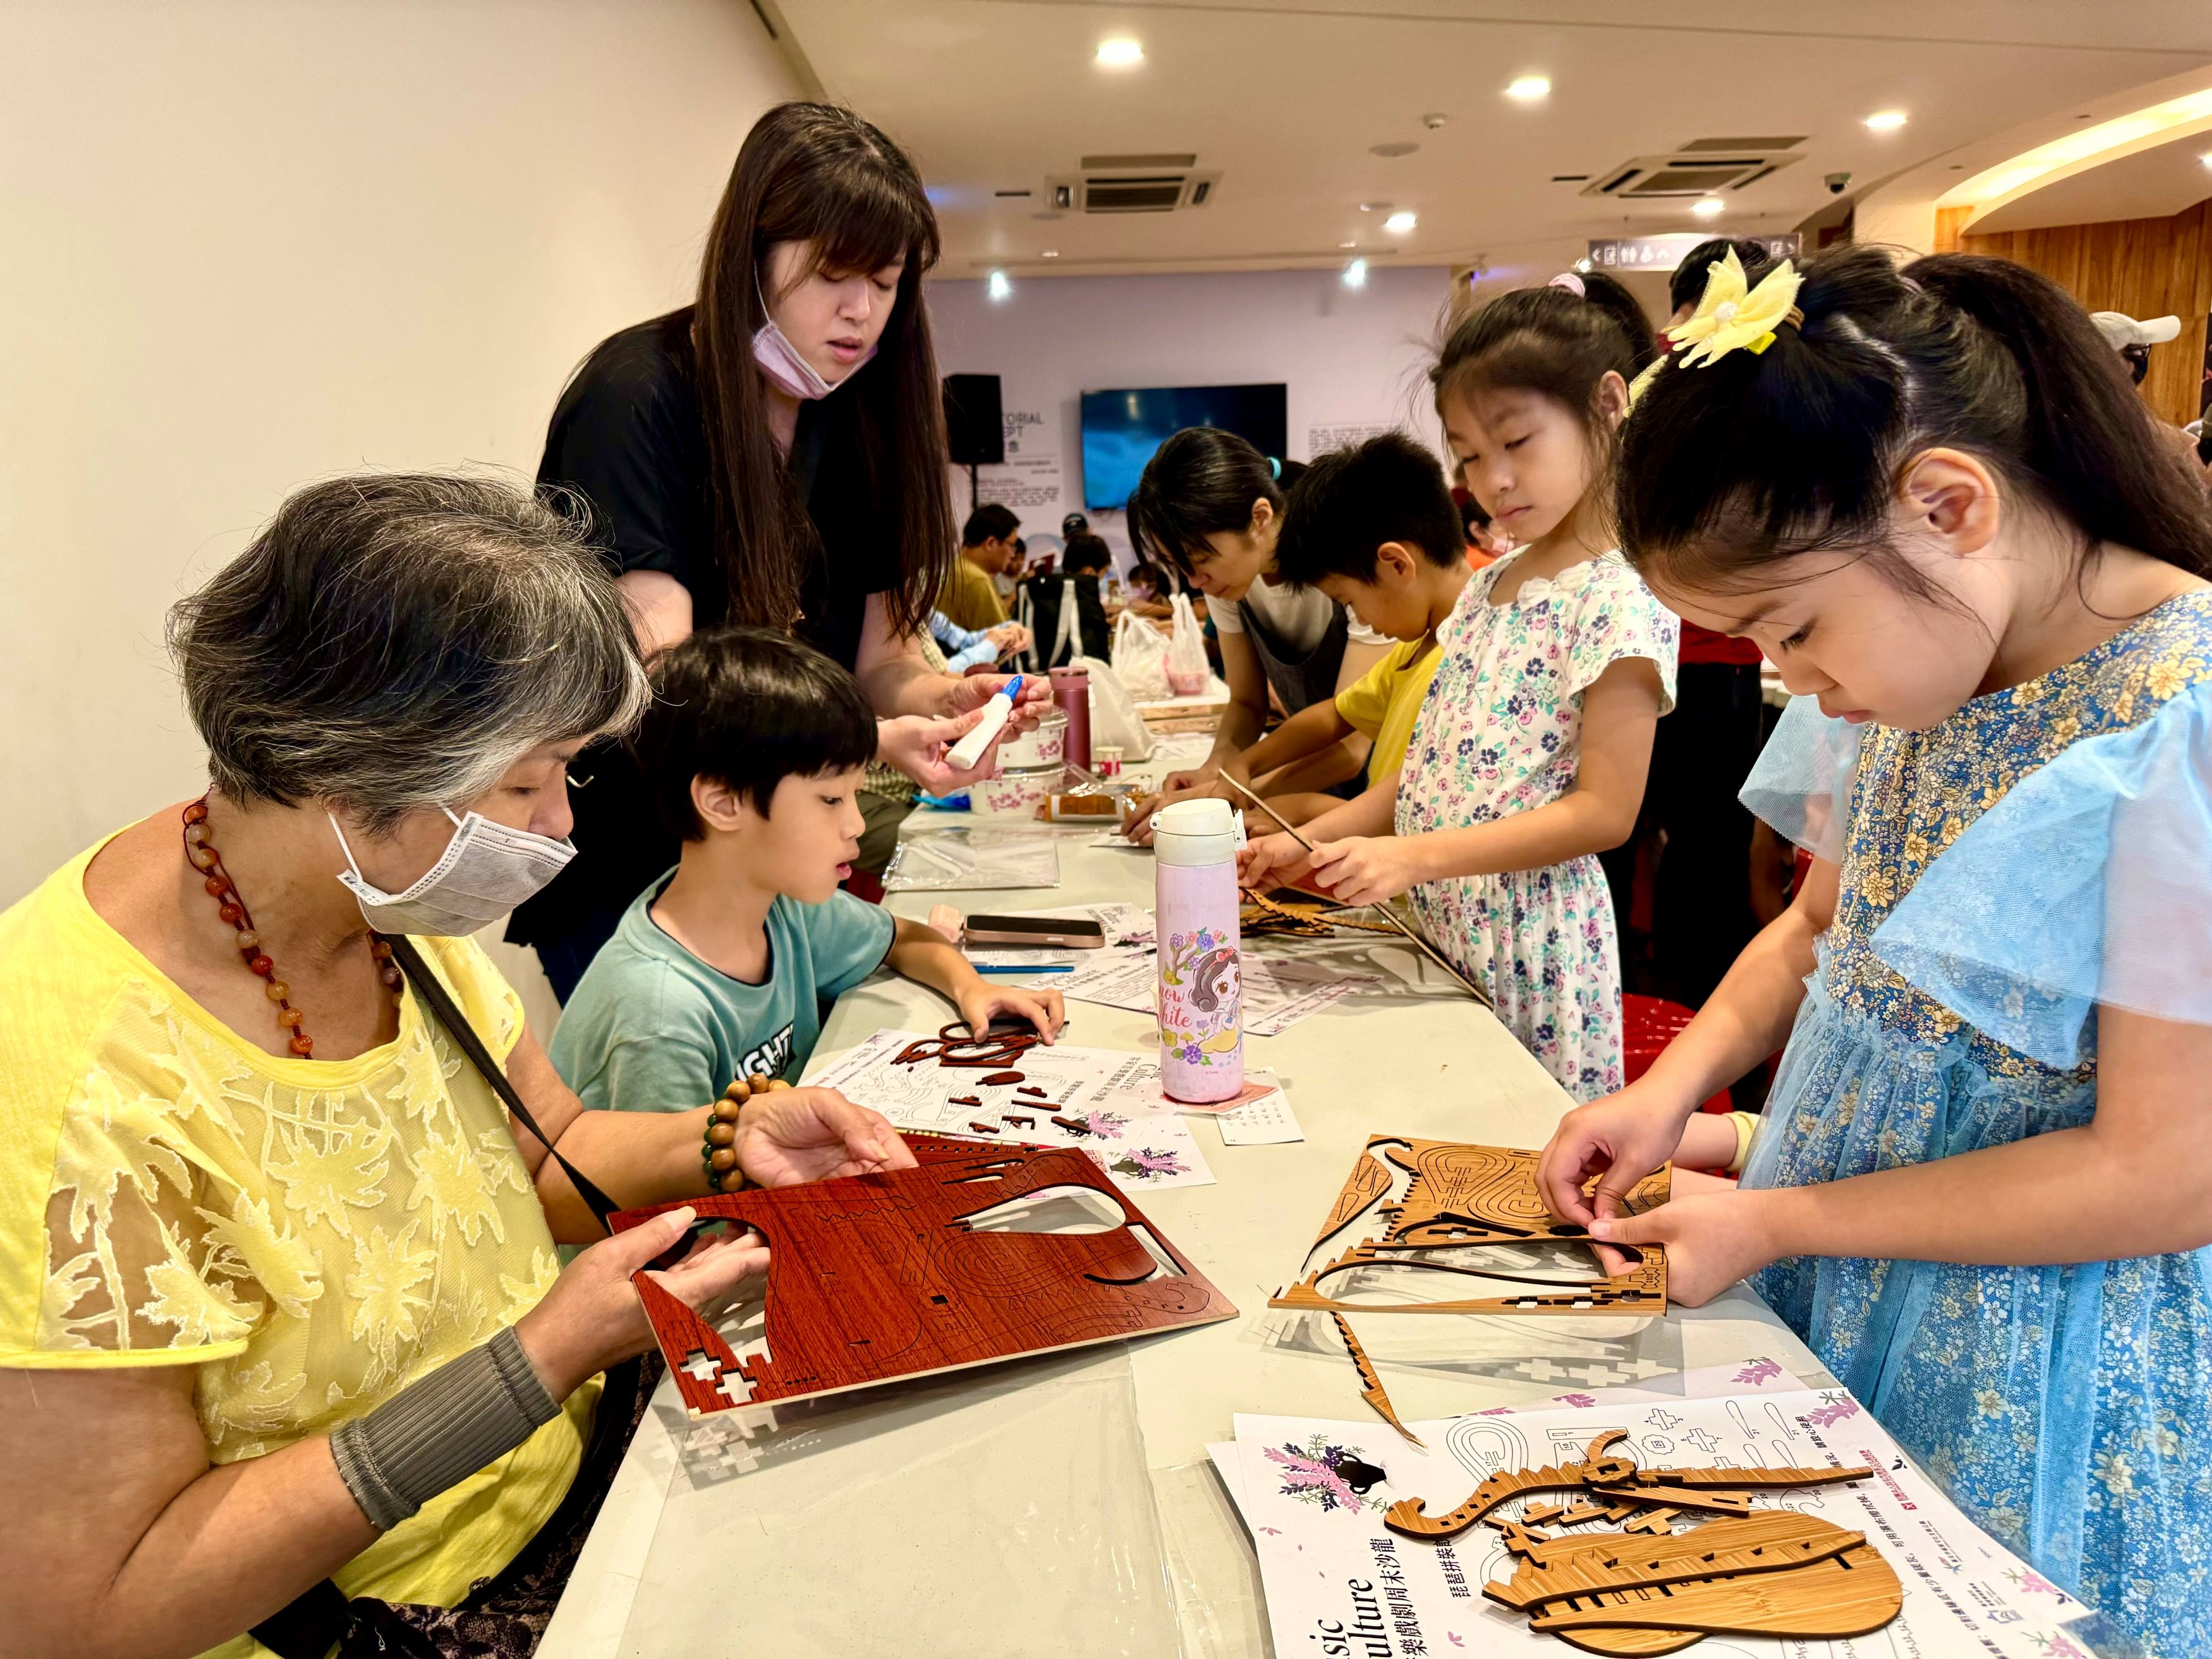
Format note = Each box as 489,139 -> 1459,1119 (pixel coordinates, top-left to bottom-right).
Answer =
1165,593 -> 1210,697
1069,655 -> 1157,763
1110,609 -> 1172,701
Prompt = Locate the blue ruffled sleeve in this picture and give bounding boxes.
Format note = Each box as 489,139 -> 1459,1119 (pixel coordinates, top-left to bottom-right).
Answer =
1739,694 -> 1863,863
1871,680 -> 2212,1069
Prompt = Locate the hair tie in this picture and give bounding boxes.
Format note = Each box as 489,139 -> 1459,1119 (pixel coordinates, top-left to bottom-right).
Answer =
1548,272 -> 1587,298
1268,456 -> 1281,479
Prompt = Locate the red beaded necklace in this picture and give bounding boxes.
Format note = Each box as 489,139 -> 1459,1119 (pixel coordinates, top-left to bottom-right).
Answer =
182,797 -> 401,1059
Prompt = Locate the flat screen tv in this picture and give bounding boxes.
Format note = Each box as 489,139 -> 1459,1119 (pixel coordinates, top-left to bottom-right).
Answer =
1079,383 -> 1288,512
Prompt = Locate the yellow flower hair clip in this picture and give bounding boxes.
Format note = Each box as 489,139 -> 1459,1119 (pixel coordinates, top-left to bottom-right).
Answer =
1665,247 -> 1805,367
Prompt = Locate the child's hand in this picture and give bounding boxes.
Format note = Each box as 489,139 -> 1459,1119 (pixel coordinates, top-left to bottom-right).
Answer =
1236,830 -> 1313,890
1588,1184 -> 1784,1307
954,983 -> 1065,1044
1304,836 -> 1419,907
1536,1080 -> 1701,1231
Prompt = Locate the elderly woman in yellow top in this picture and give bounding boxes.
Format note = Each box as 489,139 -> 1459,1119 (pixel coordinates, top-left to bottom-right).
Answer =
0,475 -> 913,1659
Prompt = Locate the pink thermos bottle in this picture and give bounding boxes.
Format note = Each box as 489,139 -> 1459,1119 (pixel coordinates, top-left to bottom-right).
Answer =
1049,665 -> 1092,775
1152,798 -> 1244,1103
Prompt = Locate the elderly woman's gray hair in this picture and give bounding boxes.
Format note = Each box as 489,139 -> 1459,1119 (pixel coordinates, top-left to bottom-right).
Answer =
170,473 -> 650,834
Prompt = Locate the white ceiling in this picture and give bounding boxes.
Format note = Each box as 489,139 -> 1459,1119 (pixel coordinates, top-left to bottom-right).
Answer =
1970,126 -> 2212,233
769,0 -> 2212,283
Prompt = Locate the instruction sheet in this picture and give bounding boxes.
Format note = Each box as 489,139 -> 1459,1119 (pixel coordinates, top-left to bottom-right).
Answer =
1225,1370 -> 2091,1659
805,1027 -> 1216,1191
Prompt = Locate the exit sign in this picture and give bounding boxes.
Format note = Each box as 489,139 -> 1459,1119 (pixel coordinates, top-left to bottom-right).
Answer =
1586,233 -> 1801,270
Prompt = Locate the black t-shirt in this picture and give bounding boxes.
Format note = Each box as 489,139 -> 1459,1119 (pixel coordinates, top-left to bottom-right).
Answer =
508,308 -> 901,947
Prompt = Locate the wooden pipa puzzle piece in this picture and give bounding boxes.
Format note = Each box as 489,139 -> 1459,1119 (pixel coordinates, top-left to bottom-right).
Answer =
612,1141 -> 1236,1415
1272,1138 -> 1670,1318
1381,1429 -> 1898,1651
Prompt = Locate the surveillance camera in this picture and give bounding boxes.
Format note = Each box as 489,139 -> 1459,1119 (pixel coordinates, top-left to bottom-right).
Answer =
1825,171 -> 1852,195
1421,112 -> 1448,131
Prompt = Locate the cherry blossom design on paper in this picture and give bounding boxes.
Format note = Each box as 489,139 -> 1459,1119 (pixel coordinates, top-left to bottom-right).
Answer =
1802,1391 -> 1861,1428
1108,1146 -> 1188,1182
1552,1392 -> 1598,1409
1267,1435 -> 1389,1516
2007,1566 -> 2070,1600
1732,1358 -> 1785,1387
2029,1634 -> 2091,1658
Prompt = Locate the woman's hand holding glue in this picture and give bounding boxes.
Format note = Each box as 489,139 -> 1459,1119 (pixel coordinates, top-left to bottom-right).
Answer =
945,673 -> 1024,771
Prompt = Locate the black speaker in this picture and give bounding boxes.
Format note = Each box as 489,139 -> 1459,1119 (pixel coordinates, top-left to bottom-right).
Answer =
942,374 -> 1004,466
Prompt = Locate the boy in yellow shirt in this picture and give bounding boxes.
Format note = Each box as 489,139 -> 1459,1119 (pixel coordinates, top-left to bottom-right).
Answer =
1219,433 -> 1471,828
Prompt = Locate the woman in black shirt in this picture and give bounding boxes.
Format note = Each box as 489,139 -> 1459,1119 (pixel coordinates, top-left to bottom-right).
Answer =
512,103 -> 1043,996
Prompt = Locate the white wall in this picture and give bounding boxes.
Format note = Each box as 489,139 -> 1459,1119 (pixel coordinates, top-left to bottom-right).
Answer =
927,264 -> 1459,562
1,0 -> 797,1023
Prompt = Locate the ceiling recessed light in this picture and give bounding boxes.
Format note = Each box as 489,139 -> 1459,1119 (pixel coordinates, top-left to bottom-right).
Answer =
1573,257 -> 1593,274
1339,239 -> 1358,248
1382,210 -> 1418,233
987,270 -> 1012,301
1692,197 -> 1724,218
1342,258 -> 1368,289
1864,110 -> 1908,131
1505,75 -> 1550,102
1095,37 -> 1143,67
2201,152 -> 2212,169
1040,249 -> 1059,258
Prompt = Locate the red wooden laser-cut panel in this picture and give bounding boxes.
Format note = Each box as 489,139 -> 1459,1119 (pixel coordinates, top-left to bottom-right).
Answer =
611,1139 -> 1238,1414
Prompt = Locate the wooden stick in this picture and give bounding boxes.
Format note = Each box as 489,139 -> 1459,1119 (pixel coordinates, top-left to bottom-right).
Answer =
1214,772 -> 1493,1007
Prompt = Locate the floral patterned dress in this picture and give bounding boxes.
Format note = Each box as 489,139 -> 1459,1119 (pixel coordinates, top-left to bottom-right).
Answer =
1741,590 -> 2212,1658
1395,551 -> 1678,1098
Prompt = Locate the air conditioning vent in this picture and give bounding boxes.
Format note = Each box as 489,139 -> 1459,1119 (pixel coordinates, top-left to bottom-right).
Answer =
1677,135 -> 1806,152
1047,170 -> 1220,214
1581,149 -> 1801,198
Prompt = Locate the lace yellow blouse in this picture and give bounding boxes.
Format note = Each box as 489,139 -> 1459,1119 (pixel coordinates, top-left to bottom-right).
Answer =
0,838 -> 593,1658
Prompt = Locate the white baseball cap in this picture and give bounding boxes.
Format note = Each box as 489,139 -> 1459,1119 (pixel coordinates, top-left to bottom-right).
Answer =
2091,311 -> 2181,350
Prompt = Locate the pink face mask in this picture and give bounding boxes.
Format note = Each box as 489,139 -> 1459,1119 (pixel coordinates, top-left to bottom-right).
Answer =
751,279 -> 877,400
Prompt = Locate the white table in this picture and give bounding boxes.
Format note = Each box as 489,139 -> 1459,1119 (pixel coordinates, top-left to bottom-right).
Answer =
542,796 -> 1822,1659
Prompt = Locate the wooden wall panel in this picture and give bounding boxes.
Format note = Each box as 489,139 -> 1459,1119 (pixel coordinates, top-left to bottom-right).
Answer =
1963,198 -> 2212,425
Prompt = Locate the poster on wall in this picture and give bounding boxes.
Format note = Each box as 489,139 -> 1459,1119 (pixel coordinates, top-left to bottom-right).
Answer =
971,406 -> 1067,516
1307,421 -> 1398,454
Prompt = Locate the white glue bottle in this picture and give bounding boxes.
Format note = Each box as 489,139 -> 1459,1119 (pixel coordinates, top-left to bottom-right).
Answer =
1152,797 -> 1244,1103
945,674 -> 1024,771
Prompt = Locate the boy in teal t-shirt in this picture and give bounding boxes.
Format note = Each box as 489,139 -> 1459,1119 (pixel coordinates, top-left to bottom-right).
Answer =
550,626 -> 1062,1114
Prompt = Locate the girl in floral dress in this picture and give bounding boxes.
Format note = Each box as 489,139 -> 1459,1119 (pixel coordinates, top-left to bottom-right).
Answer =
1540,246 -> 2212,1656
1242,272 -> 1677,1097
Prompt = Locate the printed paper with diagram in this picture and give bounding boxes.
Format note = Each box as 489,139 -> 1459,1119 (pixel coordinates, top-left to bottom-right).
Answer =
804,1028 -> 1215,1191
1232,1383 -> 2090,1659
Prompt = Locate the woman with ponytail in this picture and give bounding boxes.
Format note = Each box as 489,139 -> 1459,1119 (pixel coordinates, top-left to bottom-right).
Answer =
1540,244 -> 2212,1655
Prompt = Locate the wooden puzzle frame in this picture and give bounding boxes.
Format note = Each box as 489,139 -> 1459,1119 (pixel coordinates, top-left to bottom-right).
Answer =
612,1136 -> 1237,1415
1270,1137 -> 1672,1319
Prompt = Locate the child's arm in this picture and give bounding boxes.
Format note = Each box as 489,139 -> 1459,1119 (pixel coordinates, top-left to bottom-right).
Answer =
1222,698 -> 1358,792
1589,1003 -> 2212,1307
1303,657 -> 1664,907
1538,856 -> 1835,1229
887,915 -> 1066,1042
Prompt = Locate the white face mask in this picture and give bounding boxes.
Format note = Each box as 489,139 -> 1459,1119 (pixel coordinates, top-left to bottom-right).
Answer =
751,278 -> 877,401
331,809 -> 575,937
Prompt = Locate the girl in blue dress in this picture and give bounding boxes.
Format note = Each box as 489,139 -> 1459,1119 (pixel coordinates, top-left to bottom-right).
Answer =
1537,243 -> 2212,1656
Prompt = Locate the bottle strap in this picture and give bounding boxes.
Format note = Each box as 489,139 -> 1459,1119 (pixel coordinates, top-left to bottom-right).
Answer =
382,935 -> 623,1235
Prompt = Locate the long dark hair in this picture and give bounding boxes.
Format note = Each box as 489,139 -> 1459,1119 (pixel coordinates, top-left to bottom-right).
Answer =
1431,271 -> 1655,459
1127,427 -> 1306,576
694,102 -> 952,636
1617,245 -> 2212,593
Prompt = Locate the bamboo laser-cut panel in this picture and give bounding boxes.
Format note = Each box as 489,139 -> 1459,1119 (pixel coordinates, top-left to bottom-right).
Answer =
1273,1137 -> 1671,1318
612,1143 -> 1237,1415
